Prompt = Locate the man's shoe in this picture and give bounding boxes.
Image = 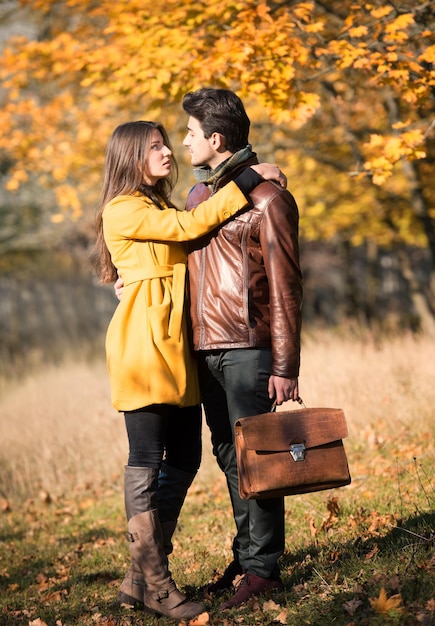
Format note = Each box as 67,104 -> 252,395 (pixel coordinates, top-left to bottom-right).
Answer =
220,572 -> 283,609
204,560 -> 244,595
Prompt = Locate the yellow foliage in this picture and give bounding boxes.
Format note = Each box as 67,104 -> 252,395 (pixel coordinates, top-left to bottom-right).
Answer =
370,6 -> 393,19
5,178 -> 20,192
5,169 -> 29,190
0,0 -> 432,251
292,2 -> 315,22
50,213 -> 65,224
385,13 -> 414,34
349,26 -> 368,38
55,185 -> 82,219
401,129 -> 425,150
419,44 -> 435,64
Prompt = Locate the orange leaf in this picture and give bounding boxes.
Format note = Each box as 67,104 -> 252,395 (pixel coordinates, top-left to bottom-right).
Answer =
364,545 -> 379,561
1,499 -> 11,513
263,599 -> 281,611
369,587 -> 404,614
188,612 -> 210,625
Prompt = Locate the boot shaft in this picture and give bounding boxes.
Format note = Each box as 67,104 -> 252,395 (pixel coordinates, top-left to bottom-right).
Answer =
124,466 -> 159,520
128,510 -> 170,592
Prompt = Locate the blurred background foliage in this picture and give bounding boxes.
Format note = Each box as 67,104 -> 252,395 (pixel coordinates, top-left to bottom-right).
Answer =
0,0 -> 434,376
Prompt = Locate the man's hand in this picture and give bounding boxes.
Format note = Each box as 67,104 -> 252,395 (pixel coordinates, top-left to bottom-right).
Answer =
268,375 -> 299,405
114,275 -> 124,301
251,163 -> 287,188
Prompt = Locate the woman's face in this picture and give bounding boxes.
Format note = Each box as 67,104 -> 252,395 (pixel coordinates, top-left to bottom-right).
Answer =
142,129 -> 172,185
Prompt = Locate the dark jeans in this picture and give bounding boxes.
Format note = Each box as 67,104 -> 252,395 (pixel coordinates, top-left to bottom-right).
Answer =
124,404 -> 202,525
198,348 -> 285,580
124,404 -> 202,473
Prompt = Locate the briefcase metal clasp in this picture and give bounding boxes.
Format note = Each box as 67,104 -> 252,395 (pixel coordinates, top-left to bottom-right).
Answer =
289,443 -> 305,462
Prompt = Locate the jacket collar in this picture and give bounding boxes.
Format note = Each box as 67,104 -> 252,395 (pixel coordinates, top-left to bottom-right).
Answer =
210,154 -> 259,193
193,146 -> 258,192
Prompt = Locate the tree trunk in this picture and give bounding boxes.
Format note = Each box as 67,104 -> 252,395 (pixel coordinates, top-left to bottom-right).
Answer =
395,244 -> 435,336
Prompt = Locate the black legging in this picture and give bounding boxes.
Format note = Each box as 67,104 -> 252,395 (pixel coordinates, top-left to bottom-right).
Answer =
124,404 -> 202,473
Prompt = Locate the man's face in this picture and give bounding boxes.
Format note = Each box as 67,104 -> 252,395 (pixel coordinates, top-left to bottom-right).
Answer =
183,116 -> 220,169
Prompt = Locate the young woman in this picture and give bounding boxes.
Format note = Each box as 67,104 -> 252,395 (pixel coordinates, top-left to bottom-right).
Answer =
95,120 -> 285,619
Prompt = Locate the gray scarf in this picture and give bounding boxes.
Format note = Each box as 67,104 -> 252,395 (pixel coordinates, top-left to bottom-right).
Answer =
193,144 -> 254,193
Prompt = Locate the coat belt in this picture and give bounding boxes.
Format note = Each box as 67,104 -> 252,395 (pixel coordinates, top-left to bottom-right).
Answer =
123,263 -> 186,340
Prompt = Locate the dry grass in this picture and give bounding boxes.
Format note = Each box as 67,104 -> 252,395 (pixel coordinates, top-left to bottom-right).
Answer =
0,330 -> 434,626
0,360 -> 125,500
305,331 -> 432,442
0,330 -> 434,502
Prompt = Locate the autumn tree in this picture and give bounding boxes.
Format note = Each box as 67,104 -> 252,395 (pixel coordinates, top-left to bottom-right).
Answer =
0,0 -> 434,327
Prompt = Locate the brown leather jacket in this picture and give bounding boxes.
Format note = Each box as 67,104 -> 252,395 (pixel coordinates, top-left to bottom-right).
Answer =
186,157 -> 303,379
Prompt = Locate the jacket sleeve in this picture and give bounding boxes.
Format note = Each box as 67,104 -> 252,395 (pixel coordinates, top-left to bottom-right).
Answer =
103,181 -> 249,243
260,186 -> 303,379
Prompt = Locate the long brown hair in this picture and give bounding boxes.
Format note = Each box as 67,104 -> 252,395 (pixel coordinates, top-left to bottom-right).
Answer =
94,121 -> 179,283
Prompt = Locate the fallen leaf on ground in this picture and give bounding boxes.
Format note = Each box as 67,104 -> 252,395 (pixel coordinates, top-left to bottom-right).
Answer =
343,597 -> 363,615
369,587 -> 404,614
187,612 -> 209,625
263,599 -> 281,611
327,497 -> 341,516
273,609 -> 288,624
364,544 -> 379,560
39,490 -> 52,504
1,498 -> 11,512
308,517 -> 317,536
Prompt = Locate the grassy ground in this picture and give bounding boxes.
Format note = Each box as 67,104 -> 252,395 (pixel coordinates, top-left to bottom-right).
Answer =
0,330 -> 434,625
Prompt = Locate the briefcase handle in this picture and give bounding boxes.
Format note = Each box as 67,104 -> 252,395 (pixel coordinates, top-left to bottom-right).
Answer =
271,396 -> 306,411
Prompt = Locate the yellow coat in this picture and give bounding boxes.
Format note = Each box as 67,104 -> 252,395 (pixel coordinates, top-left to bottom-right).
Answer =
103,181 -> 248,411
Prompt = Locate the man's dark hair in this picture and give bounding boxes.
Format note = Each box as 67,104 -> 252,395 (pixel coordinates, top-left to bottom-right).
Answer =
182,88 -> 250,153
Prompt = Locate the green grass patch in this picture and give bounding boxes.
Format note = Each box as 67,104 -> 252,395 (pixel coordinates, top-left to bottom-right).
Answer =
1,454 -> 433,626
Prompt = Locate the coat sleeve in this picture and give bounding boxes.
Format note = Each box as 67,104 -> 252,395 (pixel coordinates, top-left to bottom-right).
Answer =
103,182 -> 248,243
260,186 -> 303,379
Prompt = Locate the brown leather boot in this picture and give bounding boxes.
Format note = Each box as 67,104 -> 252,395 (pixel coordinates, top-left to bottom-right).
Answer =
128,509 -> 204,619
117,466 -> 152,608
118,467 -> 186,608
118,562 -> 145,608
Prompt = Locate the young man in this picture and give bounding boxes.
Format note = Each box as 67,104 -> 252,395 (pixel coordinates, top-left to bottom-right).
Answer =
182,88 -> 303,609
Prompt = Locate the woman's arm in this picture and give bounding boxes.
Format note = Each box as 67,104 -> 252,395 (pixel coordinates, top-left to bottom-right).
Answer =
103,163 -> 286,245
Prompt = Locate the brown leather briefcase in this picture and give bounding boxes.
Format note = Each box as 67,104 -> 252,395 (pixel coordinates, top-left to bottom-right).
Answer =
234,407 -> 351,500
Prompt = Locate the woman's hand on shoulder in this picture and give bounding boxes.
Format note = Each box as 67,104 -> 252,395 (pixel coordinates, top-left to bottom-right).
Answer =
251,163 -> 287,188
